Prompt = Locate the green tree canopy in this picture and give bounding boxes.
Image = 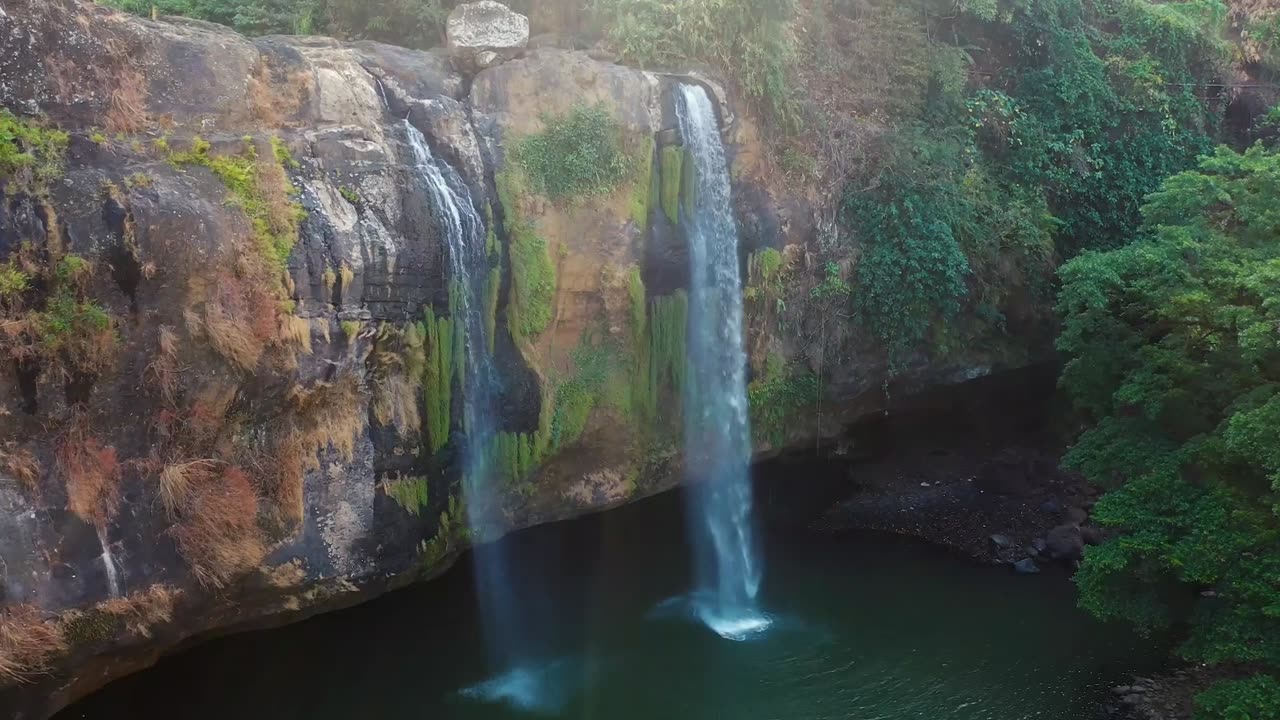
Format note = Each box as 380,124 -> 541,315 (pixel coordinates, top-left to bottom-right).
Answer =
1058,143 -> 1280,719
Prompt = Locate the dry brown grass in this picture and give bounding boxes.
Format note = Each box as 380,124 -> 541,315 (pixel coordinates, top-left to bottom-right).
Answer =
96,585 -> 178,639
104,63 -> 149,135
58,429 -> 122,528
279,314 -> 312,354
372,372 -> 421,437
0,605 -> 66,685
0,443 -> 41,495
187,381 -> 238,446
145,325 -> 181,405
170,466 -> 266,588
248,59 -> 309,128
203,302 -> 263,373
291,374 -> 366,464
269,374 -> 367,522
158,459 -> 217,519
254,147 -> 299,243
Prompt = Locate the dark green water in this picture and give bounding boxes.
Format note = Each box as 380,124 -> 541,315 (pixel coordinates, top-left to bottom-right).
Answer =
58,490 -> 1162,720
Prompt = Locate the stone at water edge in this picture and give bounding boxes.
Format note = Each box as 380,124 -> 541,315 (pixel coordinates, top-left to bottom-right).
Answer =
447,1 -> 529,70
989,534 -> 1013,551
1045,523 -> 1084,561
1012,558 -> 1041,574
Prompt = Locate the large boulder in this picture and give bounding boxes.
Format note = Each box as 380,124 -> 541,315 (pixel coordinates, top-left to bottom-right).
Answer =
1045,523 -> 1085,562
446,1 -> 530,71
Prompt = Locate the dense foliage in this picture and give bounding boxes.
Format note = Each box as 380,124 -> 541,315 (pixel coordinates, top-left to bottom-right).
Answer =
1057,145 -> 1280,717
835,0 -> 1225,364
99,0 -> 449,45
587,0 -> 798,130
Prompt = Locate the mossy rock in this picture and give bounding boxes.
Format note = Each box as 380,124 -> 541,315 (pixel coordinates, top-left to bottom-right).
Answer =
660,145 -> 684,225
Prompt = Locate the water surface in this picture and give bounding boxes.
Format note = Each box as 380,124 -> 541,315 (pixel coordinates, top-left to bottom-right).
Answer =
58,490 -> 1161,720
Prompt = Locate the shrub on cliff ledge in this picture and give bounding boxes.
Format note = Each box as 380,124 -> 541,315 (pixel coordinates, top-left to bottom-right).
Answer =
514,105 -> 633,202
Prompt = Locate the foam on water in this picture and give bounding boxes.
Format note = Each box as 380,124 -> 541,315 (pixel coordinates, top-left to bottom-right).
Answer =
459,658 -> 586,715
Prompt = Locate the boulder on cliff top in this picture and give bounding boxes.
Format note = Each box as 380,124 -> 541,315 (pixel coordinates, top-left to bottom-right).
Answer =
447,1 -> 529,70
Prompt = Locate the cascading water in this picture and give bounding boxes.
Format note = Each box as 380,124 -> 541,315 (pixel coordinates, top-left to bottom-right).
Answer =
676,84 -> 770,640
403,121 -> 522,675
404,120 -> 570,712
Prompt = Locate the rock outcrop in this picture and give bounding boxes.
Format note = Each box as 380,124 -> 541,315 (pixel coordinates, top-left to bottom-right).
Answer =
447,0 -> 530,70
0,1 -> 1051,716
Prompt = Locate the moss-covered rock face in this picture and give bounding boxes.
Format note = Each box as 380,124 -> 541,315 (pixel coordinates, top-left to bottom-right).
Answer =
0,2 -> 1052,717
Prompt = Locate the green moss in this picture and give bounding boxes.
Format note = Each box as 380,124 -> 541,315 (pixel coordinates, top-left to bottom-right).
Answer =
647,291 -> 688,420
745,248 -> 787,303
484,266 -> 501,354
401,320 -> 426,381
514,105 -> 634,202
90,132 -> 108,145
0,110 -> 69,193
171,136 -> 304,273
423,307 -> 455,454
482,431 -> 543,492
383,475 -> 430,516
339,186 -> 360,205
630,137 -> 657,231
550,339 -> 613,450
497,170 -> 556,343
680,146 -> 697,213
60,610 -> 119,646
340,319 -> 360,343
659,145 -> 684,225
628,268 -> 654,422
748,363 -> 819,448
271,135 -> 300,169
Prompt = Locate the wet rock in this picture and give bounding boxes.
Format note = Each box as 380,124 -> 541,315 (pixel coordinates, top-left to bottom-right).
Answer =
447,1 -> 530,71
1040,498 -> 1062,514
989,534 -> 1013,551
1080,524 -> 1104,546
1032,537 -> 1048,554
1045,524 -> 1084,561
1013,557 -> 1041,574
1063,506 -> 1089,525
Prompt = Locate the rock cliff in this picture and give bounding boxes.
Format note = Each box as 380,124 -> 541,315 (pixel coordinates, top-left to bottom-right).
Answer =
0,1 -> 1051,716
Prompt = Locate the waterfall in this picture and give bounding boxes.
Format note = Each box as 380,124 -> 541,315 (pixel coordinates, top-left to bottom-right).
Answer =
676,84 -> 769,640
403,121 -> 523,667
97,525 -> 121,598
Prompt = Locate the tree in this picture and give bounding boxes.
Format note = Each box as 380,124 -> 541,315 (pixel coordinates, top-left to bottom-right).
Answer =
1057,144 -> 1280,719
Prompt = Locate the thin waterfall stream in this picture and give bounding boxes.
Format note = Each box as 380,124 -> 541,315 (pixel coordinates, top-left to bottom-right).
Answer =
404,122 -> 543,702
675,84 -> 769,640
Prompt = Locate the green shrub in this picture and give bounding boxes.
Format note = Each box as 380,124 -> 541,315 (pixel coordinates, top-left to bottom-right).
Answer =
1195,676 -> 1280,720
514,105 -> 633,202
0,110 -> 69,192
0,263 -> 30,301
1059,145 -> 1280,698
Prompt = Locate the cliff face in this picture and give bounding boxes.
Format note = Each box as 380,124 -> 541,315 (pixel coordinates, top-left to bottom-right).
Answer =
0,1 -> 1051,716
